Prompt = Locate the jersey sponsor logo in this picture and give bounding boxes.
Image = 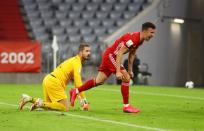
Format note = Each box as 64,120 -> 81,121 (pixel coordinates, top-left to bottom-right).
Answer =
126,40 -> 133,47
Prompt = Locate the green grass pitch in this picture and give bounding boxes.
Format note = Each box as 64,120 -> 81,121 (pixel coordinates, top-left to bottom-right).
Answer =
0,84 -> 204,131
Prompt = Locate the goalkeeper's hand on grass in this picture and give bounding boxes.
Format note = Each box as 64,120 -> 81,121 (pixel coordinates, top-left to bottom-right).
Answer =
80,99 -> 89,111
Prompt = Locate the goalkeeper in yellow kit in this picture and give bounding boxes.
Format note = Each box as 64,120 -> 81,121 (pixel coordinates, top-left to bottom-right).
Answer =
19,44 -> 91,112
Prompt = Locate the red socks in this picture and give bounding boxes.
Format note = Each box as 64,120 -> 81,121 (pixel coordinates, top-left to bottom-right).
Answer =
121,82 -> 130,104
78,79 -> 130,105
78,79 -> 96,93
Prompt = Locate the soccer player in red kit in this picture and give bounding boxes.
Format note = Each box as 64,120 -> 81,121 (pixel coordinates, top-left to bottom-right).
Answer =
70,22 -> 156,113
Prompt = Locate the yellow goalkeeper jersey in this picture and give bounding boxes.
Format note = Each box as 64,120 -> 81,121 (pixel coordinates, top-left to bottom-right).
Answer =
51,55 -> 83,90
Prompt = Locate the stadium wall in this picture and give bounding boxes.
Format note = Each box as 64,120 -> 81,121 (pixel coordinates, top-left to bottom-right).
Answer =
0,73 -> 46,84
184,0 -> 204,87
105,0 -> 204,87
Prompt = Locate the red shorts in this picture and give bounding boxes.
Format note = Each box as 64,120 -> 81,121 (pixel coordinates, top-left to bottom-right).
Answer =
98,52 -> 124,77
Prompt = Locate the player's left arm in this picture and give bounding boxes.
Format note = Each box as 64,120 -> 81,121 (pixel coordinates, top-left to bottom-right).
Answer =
128,48 -> 136,78
73,64 -> 86,99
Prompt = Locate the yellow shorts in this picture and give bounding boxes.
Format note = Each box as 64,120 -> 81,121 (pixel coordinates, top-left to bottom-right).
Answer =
42,74 -> 67,102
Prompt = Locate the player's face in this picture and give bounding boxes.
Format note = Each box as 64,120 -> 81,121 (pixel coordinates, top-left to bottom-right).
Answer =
144,28 -> 156,41
82,47 -> 91,60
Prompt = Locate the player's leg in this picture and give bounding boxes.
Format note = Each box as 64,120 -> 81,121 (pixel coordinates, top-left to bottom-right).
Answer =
120,69 -> 131,105
20,74 -> 51,111
75,63 -> 108,110
42,78 -> 68,111
39,86 -> 68,111
120,69 -> 140,113
30,75 -> 68,112
70,71 -> 109,107
73,71 -> 108,109
30,98 -> 68,112
40,99 -> 68,112
57,99 -> 69,111
78,71 -> 108,92
19,75 -> 50,110
18,75 -> 48,111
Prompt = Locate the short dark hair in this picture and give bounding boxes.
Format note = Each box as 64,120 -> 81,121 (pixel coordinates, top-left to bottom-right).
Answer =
142,22 -> 156,31
78,43 -> 90,52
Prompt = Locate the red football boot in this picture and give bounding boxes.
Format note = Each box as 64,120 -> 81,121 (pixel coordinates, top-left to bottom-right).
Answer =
123,105 -> 140,113
69,89 -> 77,107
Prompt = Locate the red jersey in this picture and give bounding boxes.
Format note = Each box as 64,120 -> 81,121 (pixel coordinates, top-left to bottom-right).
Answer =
98,32 -> 143,77
105,32 -> 142,57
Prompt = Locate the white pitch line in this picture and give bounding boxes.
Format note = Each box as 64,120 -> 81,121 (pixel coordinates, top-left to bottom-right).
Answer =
0,101 -> 168,131
96,88 -> 204,101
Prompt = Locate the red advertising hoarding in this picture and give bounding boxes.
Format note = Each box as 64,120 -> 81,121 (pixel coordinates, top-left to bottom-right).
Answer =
0,41 -> 41,72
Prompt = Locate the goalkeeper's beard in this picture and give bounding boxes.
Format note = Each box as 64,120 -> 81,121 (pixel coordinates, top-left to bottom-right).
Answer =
85,54 -> 90,60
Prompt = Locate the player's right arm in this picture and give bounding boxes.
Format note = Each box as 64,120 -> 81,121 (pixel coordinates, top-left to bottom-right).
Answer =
128,48 -> 136,78
115,45 -> 129,80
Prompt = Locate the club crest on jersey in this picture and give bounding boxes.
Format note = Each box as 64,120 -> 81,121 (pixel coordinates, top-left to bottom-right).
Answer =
126,40 -> 133,47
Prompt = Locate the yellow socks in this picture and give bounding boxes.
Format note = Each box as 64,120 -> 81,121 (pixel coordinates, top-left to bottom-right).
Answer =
41,102 -> 67,111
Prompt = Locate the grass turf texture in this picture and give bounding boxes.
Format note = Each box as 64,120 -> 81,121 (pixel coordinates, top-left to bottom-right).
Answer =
0,84 -> 204,131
